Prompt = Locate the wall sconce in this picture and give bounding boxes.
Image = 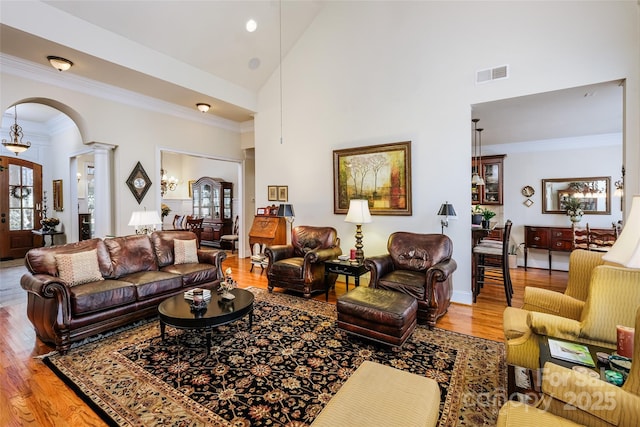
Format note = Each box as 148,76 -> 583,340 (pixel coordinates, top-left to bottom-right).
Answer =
437,201 -> 457,234
344,199 -> 372,263
160,169 -> 178,197
128,210 -> 162,235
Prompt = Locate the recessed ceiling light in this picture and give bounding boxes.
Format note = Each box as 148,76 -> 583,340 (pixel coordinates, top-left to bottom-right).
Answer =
246,19 -> 257,32
248,57 -> 261,70
47,55 -> 73,71
196,103 -> 210,113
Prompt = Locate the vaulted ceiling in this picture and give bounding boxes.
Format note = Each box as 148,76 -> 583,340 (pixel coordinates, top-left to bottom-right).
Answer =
0,1 -> 623,144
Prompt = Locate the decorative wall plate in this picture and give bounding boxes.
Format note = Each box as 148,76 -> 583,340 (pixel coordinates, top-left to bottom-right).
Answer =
523,198 -> 534,207
521,185 -> 535,197
126,161 -> 152,204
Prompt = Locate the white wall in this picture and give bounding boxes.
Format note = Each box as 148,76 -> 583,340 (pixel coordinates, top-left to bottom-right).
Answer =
1,72 -> 244,238
255,1 -> 640,305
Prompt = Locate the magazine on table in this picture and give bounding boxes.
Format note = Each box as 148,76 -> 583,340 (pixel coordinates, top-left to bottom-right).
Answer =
548,338 -> 595,367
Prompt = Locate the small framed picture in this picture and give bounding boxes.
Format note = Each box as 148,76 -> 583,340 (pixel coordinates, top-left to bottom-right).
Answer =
277,186 -> 288,202
268,186 -> 278,201
257,207 -> 267,215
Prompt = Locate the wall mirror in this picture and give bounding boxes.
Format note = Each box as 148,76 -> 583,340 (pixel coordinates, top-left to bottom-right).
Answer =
542,176 -> 611,215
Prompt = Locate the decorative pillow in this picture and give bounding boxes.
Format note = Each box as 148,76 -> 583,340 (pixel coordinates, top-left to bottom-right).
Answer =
55,249 -> 104,286
174,239 -> 198,264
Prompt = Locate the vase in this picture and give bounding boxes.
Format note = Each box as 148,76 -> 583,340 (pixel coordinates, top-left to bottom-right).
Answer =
569,215 -> 582,223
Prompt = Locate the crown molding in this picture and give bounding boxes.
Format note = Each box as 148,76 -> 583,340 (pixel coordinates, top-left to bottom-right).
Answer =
0,53 -> 242,133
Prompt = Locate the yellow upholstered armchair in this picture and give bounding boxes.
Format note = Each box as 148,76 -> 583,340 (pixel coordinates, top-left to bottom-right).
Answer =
504,265 -> 640,371
499,305 -> 640,427
265,225 -> 342,298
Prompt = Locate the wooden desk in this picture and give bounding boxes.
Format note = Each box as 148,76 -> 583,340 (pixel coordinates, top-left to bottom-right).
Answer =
249,216 -> 286,248
32,229 -> 63,246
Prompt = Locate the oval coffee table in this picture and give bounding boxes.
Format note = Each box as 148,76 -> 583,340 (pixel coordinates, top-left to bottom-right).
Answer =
158,288 -> 254,353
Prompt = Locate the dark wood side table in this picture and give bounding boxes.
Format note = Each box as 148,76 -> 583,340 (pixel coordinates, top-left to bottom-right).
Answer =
324,260 -> 368,302
539,336 -> 611,379
32,229 -> 64,247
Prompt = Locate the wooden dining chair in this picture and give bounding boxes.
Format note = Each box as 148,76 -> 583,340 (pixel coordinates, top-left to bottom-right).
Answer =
185,217 -> 204,247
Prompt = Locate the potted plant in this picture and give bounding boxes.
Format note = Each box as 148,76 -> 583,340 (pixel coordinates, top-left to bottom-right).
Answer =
508,243 -> 523,269
472,206 -> 483,225
161,203 -> 171,221
481,208 -> 496,229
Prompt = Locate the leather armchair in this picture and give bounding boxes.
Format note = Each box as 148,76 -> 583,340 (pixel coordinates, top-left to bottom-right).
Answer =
266,225 -> 342,298
499,306 -> 640,427
505,265 -> 640,371
364,232 -> 457,328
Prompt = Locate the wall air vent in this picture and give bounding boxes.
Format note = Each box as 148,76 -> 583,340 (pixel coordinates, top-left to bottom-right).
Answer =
476,65 -> 509,84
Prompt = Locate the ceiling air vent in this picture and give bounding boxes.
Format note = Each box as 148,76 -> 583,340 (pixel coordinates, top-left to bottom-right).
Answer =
476,65 -> 509,84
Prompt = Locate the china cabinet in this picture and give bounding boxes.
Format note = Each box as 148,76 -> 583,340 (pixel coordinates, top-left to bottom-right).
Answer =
471,154 -> 505,205
192,177 -> 233,247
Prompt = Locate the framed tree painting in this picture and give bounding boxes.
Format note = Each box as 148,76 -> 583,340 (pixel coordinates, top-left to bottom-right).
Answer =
333,141 -> 412,215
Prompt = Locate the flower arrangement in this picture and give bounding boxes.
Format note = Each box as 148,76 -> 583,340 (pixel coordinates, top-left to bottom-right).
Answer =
41,217 -> 60,231
563,197 -> 584,218
161,203 -> 171,219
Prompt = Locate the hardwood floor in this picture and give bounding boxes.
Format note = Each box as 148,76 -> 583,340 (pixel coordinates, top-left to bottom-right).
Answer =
0,255 -> 567,426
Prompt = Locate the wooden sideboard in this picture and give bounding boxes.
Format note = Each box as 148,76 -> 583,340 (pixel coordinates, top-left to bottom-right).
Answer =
524,225 -> 615,272
248,216 -> 286,249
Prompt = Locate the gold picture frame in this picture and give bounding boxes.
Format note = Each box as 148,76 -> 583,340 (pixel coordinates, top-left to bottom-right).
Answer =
188,180 -> 196,198
333,141 -> 412,215
53,179 -> 63,212
268,186 -> 278,201
277,186 -> 288,202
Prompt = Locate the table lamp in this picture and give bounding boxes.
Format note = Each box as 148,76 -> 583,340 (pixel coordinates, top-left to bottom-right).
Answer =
128,210 -> 162,235
437,202 -> 457,234
345,199 -> 372,263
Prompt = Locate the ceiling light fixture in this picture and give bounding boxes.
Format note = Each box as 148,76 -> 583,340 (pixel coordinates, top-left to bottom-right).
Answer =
196,103 -> 210,113
2,105 -> 31,155
246,19 -> 257,32
47,55 -> 73,71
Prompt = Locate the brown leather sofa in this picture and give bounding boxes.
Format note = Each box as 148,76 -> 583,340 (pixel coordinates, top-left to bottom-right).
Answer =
365,232 -> 457,328
20,230 -> 225,353
265,225 -> 342,298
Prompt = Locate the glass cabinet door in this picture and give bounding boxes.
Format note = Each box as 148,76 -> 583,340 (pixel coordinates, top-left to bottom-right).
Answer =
483,163 -> 500,203
212,187 -> 220,219
223,188 -> 232,219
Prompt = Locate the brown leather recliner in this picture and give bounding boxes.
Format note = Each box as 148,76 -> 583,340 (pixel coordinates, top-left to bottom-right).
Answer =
265,225 -> 342,298
364,232 -> 457,328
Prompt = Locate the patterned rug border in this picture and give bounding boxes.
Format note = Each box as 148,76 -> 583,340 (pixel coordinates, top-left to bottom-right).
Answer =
44,287 -> 507,426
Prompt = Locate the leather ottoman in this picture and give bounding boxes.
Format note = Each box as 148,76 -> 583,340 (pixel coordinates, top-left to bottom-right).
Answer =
337,286 -> 417,347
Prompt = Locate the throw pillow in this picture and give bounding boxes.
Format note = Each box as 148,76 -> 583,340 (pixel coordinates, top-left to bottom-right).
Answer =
174,239 -> 198,264
55,249 -> 104,286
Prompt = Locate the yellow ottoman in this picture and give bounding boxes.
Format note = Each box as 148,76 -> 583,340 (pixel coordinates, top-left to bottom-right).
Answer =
311,361 -> 440,427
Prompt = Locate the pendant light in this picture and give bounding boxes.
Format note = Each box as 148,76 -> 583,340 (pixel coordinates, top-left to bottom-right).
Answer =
471,119 -> 484,186
2,105 -> 31,155
476,127 -> 485,186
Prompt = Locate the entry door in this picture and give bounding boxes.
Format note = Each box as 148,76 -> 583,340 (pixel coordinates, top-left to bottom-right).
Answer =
0,156 -> 43,259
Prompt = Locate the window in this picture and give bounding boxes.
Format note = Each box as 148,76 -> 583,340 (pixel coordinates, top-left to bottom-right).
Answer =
9,164 -> 35,230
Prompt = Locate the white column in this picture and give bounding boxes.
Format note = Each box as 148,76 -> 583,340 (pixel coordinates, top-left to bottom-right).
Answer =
87,142 -> 116,238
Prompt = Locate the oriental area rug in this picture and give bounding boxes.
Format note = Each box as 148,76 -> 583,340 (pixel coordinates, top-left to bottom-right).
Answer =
44,288 -> 506,427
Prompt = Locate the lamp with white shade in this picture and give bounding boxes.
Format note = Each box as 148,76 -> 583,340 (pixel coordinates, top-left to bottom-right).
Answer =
128,210 -> 162,235
345,199 -> 372,264
603,195 -> 640,268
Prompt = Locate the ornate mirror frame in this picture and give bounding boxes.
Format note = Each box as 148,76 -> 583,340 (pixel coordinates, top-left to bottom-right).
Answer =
542,176 -> 611,215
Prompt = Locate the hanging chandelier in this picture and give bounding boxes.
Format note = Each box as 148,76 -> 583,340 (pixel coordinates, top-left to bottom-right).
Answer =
160,169 -> 178,196
2,105 -> 31,155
